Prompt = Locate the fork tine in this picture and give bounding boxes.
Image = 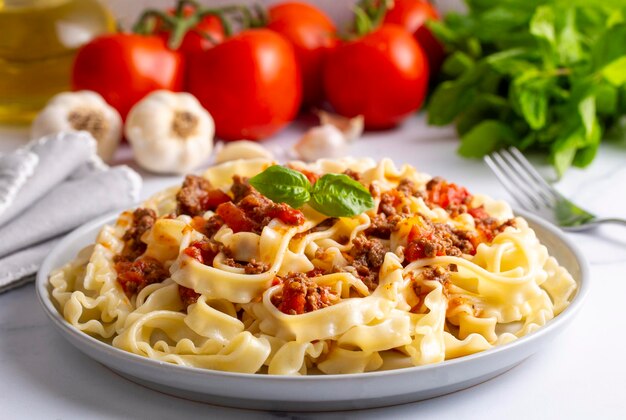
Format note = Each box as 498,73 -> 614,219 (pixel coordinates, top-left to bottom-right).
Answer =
484,154 -> 538,211
496,148 -> 555,207
489,150 -> 547,210
506,147 -> 562,201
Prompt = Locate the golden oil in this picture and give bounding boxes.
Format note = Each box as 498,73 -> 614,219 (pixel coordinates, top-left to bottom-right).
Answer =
0,0 -> 114,124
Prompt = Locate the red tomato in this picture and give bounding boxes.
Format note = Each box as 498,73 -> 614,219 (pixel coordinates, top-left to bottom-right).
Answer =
383,0 -> 445,74
266,2 -> 337,106
216,202 -> 255,233
323,24 -> 429,130
427,180 -> 470,209
72,34 -> 184,119
267,204 -> 305,225
187,29 -> 302,140
156,6 -> 225,55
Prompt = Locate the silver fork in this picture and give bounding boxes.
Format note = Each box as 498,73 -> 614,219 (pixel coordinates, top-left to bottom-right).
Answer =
484,147 -> 626,232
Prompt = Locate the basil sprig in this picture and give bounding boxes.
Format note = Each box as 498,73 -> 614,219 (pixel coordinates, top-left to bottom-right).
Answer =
249,166 -> 375,217
426,1 -> 626,176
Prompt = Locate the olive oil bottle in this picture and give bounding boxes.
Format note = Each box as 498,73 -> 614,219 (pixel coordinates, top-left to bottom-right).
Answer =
0,0 -> 114,124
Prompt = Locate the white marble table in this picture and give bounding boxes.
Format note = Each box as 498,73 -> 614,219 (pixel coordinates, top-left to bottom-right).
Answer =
1,116 -> 625,419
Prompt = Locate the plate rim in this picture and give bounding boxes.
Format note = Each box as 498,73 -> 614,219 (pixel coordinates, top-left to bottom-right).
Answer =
35,208 -> 590,383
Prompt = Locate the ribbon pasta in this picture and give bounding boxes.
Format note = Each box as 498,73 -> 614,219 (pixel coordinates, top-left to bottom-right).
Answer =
50,158 -> 577,375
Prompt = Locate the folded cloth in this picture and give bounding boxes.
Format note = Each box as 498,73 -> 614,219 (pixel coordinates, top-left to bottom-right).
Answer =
0,132 -> 141,293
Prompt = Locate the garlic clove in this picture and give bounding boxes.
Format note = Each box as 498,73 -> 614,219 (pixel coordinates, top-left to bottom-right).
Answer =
316,110 -> 364,142
294,124 -> 348,162
125,90 -> 214,174
31,90 -> 122,162
214,140 -> 274,164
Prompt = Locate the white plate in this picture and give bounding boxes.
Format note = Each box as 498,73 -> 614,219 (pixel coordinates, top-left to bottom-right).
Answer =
36,210 -> 589,412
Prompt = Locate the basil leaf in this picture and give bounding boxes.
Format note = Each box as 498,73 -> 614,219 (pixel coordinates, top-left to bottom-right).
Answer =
249,165 -> 311,208
557,8 -> 582,65
530,6 -> 556,47
551,128 -> 581,177
486,48 -> 535,76
310,174 -> 374,217
442,51 -> 474,77
578,96 -> 596,140
428,81 -> 477,125
458,120 -> 517,158
592,24 -> 626,71
601,56 -> 626,86
514,79 -> 550,130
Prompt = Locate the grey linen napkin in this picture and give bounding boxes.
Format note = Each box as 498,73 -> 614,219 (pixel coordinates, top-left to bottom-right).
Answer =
0,132 -> 141,293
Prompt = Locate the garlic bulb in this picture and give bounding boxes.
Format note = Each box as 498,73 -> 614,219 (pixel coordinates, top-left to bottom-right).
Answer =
125,91 -> 214,174
215,140 -> 274,164
316,110 -> 364,142
31,91 -> 122,162
294,124 -> 348,161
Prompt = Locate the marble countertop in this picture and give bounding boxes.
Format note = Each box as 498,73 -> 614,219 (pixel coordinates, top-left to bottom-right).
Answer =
1,116 -> 625,419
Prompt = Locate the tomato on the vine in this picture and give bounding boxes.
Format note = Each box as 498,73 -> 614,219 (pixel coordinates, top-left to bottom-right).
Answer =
72,34 -> 184,119
187,29 -> 302,140
266,2 -> 337,106
154,5 -> 225,55
323,24 -> 429,129
383,0 -> 445,74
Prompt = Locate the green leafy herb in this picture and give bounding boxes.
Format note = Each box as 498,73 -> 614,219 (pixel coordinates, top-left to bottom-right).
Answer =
427,0 -> 626,175
249,166 -> 374,217
309,174 -> 375,217
249,165 -> 311,208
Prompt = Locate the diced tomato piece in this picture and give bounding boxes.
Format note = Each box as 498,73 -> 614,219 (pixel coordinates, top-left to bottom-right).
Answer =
407,225 -> 421,243
306,268 -> 326,277
268,204 -> 305,226
278,288 -> 307,314
468,206 -> 490,220
216,201 -> 255,233
202,189 -> 231,210
405,241 -> 426,262
183,240 -> 219,265
428,179 -> 471,209
405,227 -> 439,262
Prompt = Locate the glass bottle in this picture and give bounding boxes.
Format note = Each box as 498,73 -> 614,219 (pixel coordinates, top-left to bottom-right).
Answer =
0,0 -> 115,124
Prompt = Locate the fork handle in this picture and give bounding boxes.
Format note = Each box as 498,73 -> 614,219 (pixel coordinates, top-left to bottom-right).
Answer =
594,218 -> 626,227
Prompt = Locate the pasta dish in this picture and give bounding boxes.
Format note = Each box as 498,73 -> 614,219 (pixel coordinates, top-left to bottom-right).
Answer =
50,158 -> 576,375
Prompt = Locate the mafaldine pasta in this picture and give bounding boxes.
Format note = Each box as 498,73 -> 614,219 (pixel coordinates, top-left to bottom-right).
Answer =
50,158 -> 576,375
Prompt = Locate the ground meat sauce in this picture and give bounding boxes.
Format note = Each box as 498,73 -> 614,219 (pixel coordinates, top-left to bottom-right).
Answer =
115,257 -> 169,297
178,285 -> 201,306
115,208 -> 156,262
378,190 -> 402,217
176,175 -> 231,217
190,215 -> 225,238
473,214 -> 516,245
223,257 -> 269,274
343,168 -> 362,181
404,216 -> 474,262
217,176 -> 304,234
366,213 -> 402,239
272,272 -> 336,315
348,235 -> 386,291
183,240 -> 221,265
421,265 -> 451,284
396,178 -> 423,198
411,265 -> 452,312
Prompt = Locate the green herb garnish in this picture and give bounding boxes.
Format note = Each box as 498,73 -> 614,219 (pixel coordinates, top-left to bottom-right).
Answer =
427,1 -> 626,176
249,166 -> 375,217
